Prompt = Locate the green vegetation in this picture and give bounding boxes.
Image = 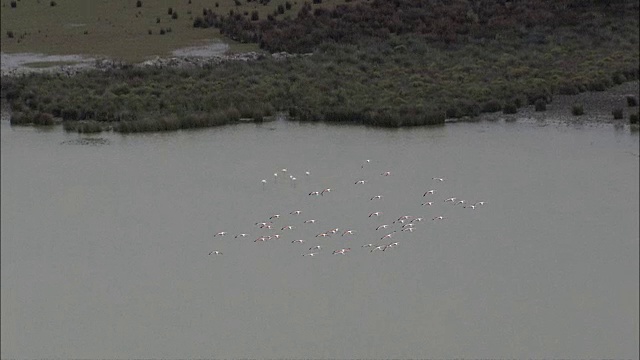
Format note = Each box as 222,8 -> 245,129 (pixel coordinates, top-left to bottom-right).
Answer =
1,0 -> 639,132
630,113 -> 639,124
628,95 -> 638,107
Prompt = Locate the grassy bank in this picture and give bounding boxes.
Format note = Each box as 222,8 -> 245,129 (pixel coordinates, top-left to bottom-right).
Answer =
2,0 -> 639,132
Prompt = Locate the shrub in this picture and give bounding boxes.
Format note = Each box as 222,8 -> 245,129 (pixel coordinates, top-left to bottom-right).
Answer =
285,1 -> 291,9
10,1 -> 16,8
172,11 -> 178,19
193,17 -> 206,27
277,4 -> 284,14
627,96 -> 638,107
136,0 -> 142,7
7,31 -> 14,38
50,0 -> 56,6
630,113 -> 639,124
148,29 -> 152,34
160,28 -> 166,35
156,17 -> 160,23
215,2 -> 219,7
534,98 -> 546,111
10,112 -> 31,125
251,11 -> 259,21
312,0 -> 322,3
234,0 -> 241,5
571,104 -> 584,116
502,103 -> 517,114
612,108 -> 623,119
168,7 -> 173,14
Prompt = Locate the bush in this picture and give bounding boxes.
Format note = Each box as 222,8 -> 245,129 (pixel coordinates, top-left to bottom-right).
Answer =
136,0 -> 142,7
612,108 -> 623,119
7,31 -> 14,38
215,2 -> 219,7
312,0 -> 322,3
571,104 -> 584,116
234,0 -> 241,5
148,29 -> 152,34
277,4 -> 284,14
159,28 -> 166,35
172,12 -> 178,19
10,112 -> 31,125
502,103 -> 517,114
167,7 -> 173,15
627,96 -> 638,107
630,113 -> 639,124
285,1 -> 291,9
10,1 -> 16,8
50,1 -> 56,6
251,11 -> 259,21
156,17 -> 160,23
534,98 -> 546,111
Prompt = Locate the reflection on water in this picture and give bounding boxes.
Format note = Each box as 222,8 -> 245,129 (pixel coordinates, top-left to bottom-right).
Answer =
1,119 -> 638,358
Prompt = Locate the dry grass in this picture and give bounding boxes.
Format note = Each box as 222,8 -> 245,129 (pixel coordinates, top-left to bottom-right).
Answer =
0,0 -> 361,62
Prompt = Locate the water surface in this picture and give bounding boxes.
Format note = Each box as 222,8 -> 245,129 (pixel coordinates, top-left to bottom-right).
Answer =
1,119 -> 638,358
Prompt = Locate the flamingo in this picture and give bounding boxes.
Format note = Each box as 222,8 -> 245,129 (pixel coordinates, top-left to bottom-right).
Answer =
290,210 -> 302,215
384,242 -> 399,250
269,214 -> 281,219
423,190 -> 436,196
305,171 -> 310,176
464,204 -> 476,209
281,225 -> 294,230
421,202 -> 434,206
271,234 -> 281,239
262,225 -> 273,230
371,245 -> 385,252
316,232 -> 330,238
254,236 -> 268,242
410,217 -> 424,223
381,231 -> 396,240
381,171 -> 391,176
214,232 -> 227,237
309,191 -> 320,196
432,216 -> 447,221
376,224 -> 389,230
328,228 -> 340,234
370,195 -> 383,200
333,248 -> 351,254
342,230 -> 355,236
402,227 -> 415,232
355,179 -> 367,185
474,201 -> 486,206
274,173 -> 278,183
432,177 -> 445,182
361,159 -> 371,168
292,239 -> 305,243
362,243 -> 374,248
290,177 -> 297,188
309,245 -> 321,251
369,212 -> 382,217
303,219 -> 316,224
261,179 -> 267,190
303,252 -> 318,256
455,200 -> 466,206
321,188 -> 332,196
444,197 -> 457,203
208,251 -> 223,255
235,233 -> 248,238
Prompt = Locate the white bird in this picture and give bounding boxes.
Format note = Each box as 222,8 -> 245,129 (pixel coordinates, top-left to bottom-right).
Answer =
303,252 -> 318,256
369,212 -> 382,217
235,233 -> 248,238
261,179 -> 267,190
281,168 -> 287,173
464,204 -> 477,209
381,171 -> 391,176
355,179 -> 367,185
321,188 -> 332,196
362,159 -> 371,168
402,227 -> 415,232
303,219 -> 316,223
254,236 -> 269,242
290,210 -> 302,215
333,248 -> 351,254
410,217 -> 424,222
432,177 -> 445,182
455,200 -> 466,206
271,234 -> 281,239
309,245 -> 321,251
270,214 -> 281,219
290,177 -> 297,188
381,232 -> 396,240
423,190 -> 435,196
208,251 -> 223,255
342,230 -> 355,236
432,216 -> 447,220
371,245 -> 385,252
328,228 -> 340,234
370,195 -> 383,200
474,201 -> 486,206
444,197 -> 457,203
281,225 -> 294,230
292,239 -> 305,243
402,223 -> 415,228
305,171 -> 310,176
421,202 -> 434,206
214,231 -> 227,237
274,173 -> 278,183
316,232 -> 330,238
376,224 -> 389,230
384,242 -> 399,250
309,191 -> 320,196
362,243 -> 374,248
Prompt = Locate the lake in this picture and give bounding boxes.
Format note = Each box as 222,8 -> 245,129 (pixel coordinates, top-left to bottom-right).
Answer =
1,117 -> 638,358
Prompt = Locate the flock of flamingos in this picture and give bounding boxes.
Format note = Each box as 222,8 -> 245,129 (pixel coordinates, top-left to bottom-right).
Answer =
209,159 -> 486,257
